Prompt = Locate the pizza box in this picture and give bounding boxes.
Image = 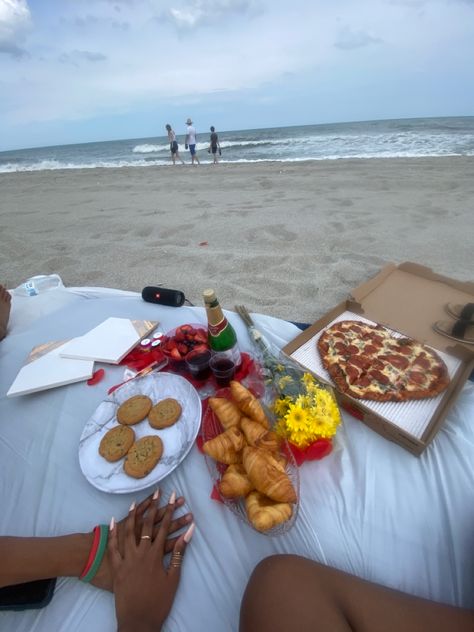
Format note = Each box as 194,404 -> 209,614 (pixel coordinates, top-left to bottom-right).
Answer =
282,262 -> 474,455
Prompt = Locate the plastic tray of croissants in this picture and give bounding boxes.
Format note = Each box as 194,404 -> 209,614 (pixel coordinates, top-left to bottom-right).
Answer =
201,381 -> 299,536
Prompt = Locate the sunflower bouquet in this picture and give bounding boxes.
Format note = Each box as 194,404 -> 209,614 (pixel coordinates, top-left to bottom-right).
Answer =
271,367 -> 341,461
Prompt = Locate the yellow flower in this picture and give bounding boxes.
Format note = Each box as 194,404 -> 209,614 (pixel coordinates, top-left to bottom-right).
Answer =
285,403 -> 308,430
272,369 -> 342,449
273,396 -> 291,417
302,372 -> 316,388
278,375 -> 293,390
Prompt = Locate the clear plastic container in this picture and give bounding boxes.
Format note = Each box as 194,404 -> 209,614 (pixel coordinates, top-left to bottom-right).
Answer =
12,274 -> 64,297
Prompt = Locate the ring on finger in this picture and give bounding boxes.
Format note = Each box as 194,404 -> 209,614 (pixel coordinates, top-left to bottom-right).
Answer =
170,551 -> 183,567
140,535 -> 152,541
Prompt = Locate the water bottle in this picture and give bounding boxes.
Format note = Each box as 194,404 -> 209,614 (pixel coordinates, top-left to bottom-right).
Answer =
12,274 -> 64,297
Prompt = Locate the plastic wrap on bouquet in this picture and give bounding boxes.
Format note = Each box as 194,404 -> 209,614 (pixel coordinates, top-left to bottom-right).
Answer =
243,321 -> 342,464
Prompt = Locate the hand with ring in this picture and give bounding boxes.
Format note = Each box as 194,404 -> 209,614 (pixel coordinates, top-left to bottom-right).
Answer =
92,489 -> 192,592
109,489 -> 195,632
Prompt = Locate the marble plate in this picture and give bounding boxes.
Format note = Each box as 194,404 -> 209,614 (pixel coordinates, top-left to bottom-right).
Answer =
79,372 -> 201,493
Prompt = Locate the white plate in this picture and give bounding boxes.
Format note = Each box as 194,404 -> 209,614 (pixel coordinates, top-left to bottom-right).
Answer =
79,372 -> 202,493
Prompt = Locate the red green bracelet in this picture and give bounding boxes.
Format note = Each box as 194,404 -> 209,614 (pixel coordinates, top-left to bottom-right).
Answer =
80,525 -> 109,583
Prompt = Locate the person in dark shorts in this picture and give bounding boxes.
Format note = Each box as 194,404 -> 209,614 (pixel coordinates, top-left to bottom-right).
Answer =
165,124 -> 184,165
208,126 -> 221,164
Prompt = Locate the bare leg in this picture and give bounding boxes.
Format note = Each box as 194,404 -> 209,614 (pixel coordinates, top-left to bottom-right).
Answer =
0,284 -> 11,340
240,555 -> 474,632
176,151 -> 184,164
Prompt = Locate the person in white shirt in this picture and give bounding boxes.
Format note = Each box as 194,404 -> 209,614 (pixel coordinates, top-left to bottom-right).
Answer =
184,118 -> 200,165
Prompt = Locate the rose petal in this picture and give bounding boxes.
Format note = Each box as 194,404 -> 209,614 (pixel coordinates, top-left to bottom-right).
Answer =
87,368 -> 105,386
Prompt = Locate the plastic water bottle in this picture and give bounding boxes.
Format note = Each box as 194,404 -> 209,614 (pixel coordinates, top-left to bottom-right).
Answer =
12,274 -> 64,297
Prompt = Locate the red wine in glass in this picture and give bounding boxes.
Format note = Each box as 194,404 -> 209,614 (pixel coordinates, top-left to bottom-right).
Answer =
210,357 -> 236,386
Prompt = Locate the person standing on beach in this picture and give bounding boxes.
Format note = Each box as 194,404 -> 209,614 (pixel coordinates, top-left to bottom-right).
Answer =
165,124 -> 184,165
208,126 -> 221,164
184,118 -> 200,165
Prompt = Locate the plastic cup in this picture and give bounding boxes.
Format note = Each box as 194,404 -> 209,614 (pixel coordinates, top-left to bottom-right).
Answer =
209,353 -> 236,386
185,349 -> 211,381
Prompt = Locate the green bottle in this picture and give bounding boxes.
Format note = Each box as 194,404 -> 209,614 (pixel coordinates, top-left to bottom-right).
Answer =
203,289 -> 241,366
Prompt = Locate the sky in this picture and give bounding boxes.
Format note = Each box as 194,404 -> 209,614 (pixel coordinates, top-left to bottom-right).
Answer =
1,0 -> 473,150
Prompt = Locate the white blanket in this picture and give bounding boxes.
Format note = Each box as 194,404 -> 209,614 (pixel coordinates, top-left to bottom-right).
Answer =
1,287 -> 473,631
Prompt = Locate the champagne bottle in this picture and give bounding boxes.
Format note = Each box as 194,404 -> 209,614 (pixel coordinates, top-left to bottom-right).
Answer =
203,289 -> 241,366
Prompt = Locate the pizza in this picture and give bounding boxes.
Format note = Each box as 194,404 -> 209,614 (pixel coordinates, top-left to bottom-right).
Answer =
317,320 -> 450,402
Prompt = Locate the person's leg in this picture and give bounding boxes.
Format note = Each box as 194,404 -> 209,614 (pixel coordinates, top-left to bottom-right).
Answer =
239,555 -> 474,632
190,146 -> 200,165
0,285 -> 11,341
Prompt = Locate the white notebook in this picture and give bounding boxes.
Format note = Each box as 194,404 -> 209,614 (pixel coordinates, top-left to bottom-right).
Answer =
7,341 -> 94,397
59,317 -> 158,365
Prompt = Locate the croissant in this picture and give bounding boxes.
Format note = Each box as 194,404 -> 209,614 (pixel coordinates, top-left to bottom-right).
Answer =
219,464 -> 254,499
203,427 -> 246,464
241,417 -> 267,446
242,447 -> 297,503
255,430 -> 281,453
230,381 -> 269,429
245,491 -> 292,532
266,450 -> 287,471
208,397 -> 241,430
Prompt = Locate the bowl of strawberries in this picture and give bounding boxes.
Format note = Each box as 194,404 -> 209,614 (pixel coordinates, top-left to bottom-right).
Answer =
160,324 -> 209,371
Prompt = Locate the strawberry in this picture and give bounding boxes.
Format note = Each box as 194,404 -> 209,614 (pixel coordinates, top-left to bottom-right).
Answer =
194,331 -> 207,344
177,343 -> 188,355
170,348 -> 182,361
178,324 -> 192,333
175,331 -> 185,342
193,344 -> 209,354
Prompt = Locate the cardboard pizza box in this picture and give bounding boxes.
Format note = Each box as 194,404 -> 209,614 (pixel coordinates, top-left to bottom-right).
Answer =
282,262 -> 474,455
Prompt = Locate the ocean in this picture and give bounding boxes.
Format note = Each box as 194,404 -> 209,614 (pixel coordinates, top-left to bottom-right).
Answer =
1,116 -> 473,173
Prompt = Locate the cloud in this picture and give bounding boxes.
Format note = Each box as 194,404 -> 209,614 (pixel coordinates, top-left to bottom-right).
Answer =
160,0 -> 259,29
58,49 -> 107,65
67,14 -> 129,31
0,0 -> 31,57
334,26 -> 382,50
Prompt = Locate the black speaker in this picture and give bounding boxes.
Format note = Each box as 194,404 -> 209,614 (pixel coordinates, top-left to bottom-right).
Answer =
141,286 -> 185,307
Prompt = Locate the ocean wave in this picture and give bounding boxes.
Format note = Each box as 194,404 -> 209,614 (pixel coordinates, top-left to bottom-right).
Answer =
132,138 -> 293,154
0,158 -> 170,173
132,143 -> 169,153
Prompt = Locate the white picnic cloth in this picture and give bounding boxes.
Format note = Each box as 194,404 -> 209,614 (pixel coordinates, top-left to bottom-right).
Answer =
0,286 -> 473,631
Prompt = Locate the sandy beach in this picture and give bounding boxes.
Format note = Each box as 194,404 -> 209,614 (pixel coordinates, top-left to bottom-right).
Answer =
1,157 -> 473,323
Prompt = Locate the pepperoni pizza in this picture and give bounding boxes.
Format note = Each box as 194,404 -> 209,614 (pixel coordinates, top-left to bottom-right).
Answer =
317,320 -> 450,402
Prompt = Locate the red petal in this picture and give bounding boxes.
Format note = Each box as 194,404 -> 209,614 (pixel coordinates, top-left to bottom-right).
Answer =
210,484 -> 223,503
196,435 -> 205,454
305,438 -> 333,460
288,438 -> 333,465
87,368 -> 105,386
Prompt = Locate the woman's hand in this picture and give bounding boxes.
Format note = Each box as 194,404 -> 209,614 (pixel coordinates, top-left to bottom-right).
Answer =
92,490 -> 192,592
109,490 -> 195,632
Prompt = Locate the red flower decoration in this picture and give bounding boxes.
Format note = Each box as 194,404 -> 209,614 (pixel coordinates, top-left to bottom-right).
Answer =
286,438 -> 333,466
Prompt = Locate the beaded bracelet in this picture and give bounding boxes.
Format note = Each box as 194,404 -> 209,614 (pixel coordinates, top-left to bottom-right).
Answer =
80,525 -> 109,583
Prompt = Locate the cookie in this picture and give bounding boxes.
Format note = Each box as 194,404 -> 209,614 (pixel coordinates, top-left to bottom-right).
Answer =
117,395 -> 153,426
99,425 -> 135,462
124,435 -> 163,479
148,398 -> 182,429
